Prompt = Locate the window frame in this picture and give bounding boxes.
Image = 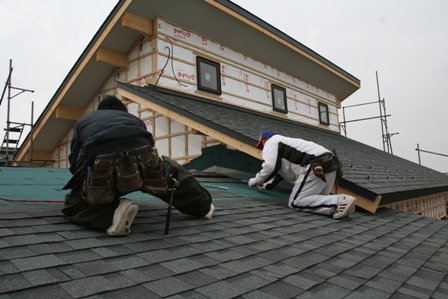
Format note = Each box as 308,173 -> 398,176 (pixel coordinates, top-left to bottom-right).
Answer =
271,84 -> 288,114
196,56 -> 222,95
318,102 -> 330,126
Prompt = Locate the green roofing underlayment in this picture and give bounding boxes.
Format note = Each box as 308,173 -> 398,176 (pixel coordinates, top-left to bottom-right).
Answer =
0,166 -> 289,206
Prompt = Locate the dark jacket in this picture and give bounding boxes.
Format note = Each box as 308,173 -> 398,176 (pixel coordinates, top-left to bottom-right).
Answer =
64,109 -> 154,189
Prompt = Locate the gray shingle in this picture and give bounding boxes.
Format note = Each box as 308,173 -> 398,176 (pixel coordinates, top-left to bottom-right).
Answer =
284,251 -> 330,270
0,247 -> 35,260
175,270 -> 218,287
395,283 -> 434,299
0,228 -> 14,237
344,285 -> 393,299
58,265 -> 87,280
199,265 -> 238,280
142,277 -> 193,297
22,268 -> 69,285
296,282 -> 351,299
197,273 -> 271,298
257,280 -> 304,298
220,256 -> 273,273
0,273 -> 32,293
6,284 -> 72,299
282,271 -> 325,290
120,264 -> 174,284
377,263 -> 418,283
4,233 -> 64,246
364,276 -> 404,294
343,263 -> 382,280
12,254 -> 66,272
74,255 -> 149,276
405,268 -> 446,290
1,191 -> 448,298
59,276 -> 117,298
98,285 -> 159,299
57,249 -> 103,264
205,249 -> 245,262
160,258 -> 206,274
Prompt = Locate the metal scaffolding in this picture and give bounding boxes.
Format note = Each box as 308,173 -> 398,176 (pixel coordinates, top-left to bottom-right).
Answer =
0,59 -> 35,166
340,71 -> 398,154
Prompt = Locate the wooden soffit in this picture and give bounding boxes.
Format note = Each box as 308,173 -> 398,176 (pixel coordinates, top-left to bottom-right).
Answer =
121,11 -> 154,36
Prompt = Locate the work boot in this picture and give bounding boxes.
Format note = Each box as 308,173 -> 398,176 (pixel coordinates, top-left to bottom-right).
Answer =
202,204 -> 215,220
333,195 -> 356,219
107,198 -> 138,236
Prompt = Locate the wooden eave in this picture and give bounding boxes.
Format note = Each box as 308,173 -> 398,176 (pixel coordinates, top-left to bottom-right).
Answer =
16,0 -> 359,163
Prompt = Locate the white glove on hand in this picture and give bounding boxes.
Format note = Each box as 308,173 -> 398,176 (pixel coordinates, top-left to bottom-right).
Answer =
248,178 -> 258,187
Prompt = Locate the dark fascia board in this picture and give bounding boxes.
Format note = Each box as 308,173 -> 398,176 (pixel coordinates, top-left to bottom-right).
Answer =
218,0 -> 360,85
380,185 -> 448,205
338,179 -> 378,202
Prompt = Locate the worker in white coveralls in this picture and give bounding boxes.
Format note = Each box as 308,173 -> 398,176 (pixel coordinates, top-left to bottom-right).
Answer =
248,130 -> 356,219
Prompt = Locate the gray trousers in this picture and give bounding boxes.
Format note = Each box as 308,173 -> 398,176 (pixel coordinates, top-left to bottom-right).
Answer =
289,165 -> 340,215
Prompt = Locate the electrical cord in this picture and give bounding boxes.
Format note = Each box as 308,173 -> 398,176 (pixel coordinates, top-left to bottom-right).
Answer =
154,37 -> 187,88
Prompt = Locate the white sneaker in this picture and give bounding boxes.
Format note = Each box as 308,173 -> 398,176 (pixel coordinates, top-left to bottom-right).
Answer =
202,204 -> 215,220
333,195 -> 356,219
107,198 -> 139,236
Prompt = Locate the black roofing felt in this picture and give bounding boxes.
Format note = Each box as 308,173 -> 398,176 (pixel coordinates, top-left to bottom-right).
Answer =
118,82 -> 448,203
1,197 -> 448,298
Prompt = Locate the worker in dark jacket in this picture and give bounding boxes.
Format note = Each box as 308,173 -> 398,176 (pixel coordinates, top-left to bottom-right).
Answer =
62,95 -> 213,236
248,130 -> 356,219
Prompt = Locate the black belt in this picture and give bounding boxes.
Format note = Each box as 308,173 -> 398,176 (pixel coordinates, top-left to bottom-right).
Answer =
309,153 -> 333,165
96,145 -> 152,161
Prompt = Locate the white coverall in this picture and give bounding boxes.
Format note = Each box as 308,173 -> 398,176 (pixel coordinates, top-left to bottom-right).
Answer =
253,135 -> 343,215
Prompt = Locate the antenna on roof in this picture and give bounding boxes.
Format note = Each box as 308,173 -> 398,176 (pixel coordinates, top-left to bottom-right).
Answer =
340,71 -> 399,154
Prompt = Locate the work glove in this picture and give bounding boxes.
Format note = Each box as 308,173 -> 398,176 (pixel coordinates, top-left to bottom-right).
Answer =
248,178 -> 258,187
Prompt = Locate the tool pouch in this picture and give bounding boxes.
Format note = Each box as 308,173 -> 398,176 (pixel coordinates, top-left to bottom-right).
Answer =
311,154 -> 342,182
332,155 -> 343,178
311,160 -> 326,182
116,154 -> 144,195
141,151 -> 169,197
82,160 -> 115,205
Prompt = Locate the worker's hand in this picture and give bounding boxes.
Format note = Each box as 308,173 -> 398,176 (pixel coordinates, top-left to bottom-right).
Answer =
248,178 -> 258,187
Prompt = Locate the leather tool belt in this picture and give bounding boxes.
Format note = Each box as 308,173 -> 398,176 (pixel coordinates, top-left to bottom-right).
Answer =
82,145 -> 169,205
310,153 -> 343,182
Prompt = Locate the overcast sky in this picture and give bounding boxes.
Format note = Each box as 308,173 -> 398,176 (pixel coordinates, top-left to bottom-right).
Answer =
1,0 -> 447,173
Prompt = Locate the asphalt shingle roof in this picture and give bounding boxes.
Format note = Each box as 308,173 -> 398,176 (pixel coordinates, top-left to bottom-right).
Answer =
1,167 -> 448,298
1,194 -> 448,298
118,82 -> 448,203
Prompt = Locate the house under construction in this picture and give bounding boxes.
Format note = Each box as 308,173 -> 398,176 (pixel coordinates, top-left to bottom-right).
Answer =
4,0 -> 448,219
